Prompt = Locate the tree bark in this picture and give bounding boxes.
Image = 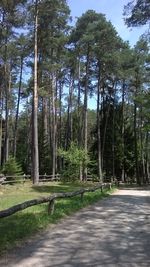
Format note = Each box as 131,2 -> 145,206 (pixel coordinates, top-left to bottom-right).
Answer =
97,62 -> 103,182
4,67 -> 11,162
112,82 -> 116,181
3,34 -> 9,163
0,90 -> 3,166
43,96 -> 48,142
121,81 -> 125,182
57,80 -> 63,171
51,74 -> 56,180
32,0 -> 39,184
134,98 -> 140,185
102,95 -> 111,165
13,56 -> 23,157
77,57 -> 82,148
140,106 -> 146,183
145,131 -> 150,183
66,75 -> 74,148
83,45 -> 90,181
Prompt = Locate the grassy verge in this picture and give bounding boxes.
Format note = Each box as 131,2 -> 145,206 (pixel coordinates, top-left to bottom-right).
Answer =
0,181 -> 115,254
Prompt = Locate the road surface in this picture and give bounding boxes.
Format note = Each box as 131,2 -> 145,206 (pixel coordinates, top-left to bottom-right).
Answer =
0,187 -> 150,267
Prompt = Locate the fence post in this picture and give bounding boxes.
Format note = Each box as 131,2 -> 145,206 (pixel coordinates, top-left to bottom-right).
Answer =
48,199 -> 55,215
23,174 -> 26,185
81,192 -> 84,202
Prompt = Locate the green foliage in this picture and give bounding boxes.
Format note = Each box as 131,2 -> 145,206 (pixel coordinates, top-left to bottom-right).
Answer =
2,157 -> 23,178
58,142 -> 90,181
124,0 -> 150,27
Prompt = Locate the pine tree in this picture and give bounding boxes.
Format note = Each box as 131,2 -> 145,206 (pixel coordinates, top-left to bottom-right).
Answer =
124,0 -> 150,27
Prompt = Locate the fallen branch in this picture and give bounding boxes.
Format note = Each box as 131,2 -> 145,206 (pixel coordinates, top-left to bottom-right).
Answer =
0,183 -> 112,219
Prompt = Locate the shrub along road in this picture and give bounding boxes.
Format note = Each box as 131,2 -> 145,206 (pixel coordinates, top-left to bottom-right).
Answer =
0,187 -> 150,267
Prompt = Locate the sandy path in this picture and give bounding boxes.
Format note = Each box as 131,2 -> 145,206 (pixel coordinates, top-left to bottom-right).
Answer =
0,187 -> 150,267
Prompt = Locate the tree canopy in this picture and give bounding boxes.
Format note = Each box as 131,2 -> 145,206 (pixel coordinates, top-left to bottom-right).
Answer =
124,0 -> 150,27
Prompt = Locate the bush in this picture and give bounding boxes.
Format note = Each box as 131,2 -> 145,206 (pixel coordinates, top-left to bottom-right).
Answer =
60,166 -> 79,182
2,157 -> 23,179
58,142 -> 90,182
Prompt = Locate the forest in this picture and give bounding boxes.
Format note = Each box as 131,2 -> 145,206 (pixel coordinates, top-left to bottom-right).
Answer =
0,0 -> 150,185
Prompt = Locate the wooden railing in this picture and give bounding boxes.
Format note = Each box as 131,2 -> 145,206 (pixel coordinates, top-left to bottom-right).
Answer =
0,183 -> 114,219
0,174 -> 100,185
0,174 -> 60,185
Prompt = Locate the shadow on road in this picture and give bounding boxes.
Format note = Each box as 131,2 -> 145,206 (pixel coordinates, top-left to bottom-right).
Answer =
1,188 -> 150,267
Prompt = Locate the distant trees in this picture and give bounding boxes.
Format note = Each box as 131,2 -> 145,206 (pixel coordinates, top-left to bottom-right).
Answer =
0,0 -> 27,164
0,2 -> 149,185
132,37 -> 150,183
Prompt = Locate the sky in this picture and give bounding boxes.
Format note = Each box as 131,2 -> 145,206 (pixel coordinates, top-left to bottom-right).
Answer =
67,0 -> 146,47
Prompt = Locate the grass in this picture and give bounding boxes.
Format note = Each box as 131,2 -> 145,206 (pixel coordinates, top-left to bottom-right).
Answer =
0,181 -> 115,254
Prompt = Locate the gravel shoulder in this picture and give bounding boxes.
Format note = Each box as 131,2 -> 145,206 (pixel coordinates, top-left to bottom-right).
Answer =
0,186 -> 150,267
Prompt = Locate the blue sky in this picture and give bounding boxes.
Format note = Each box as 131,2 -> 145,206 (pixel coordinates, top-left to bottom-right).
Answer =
67,0 -> 146,47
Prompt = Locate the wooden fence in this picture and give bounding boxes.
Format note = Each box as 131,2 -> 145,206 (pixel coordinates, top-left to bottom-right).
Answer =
0,183 -> 114,219
0,174 -> 60,185
0,174 -> 99,185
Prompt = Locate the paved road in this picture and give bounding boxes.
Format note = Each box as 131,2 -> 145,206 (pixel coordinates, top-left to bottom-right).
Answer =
0,187 -> 150,267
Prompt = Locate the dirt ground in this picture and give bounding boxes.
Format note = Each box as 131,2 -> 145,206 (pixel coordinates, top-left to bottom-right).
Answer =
0,186 -> 150,267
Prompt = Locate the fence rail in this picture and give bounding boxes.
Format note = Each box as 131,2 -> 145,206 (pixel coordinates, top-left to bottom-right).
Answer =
0,174 -> 100,185
0,183 -> 114,219
0,174 -> 60,185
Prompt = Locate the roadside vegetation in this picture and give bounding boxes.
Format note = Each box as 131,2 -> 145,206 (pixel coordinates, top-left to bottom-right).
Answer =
0,181 -> 114,254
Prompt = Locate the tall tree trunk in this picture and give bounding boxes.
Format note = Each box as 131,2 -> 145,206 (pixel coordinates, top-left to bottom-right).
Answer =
32,0 -> 39,184
51,74 -> 56,179
48,97 -> 52,159
41,94 -> 48,173
101,83 -> 105,170
4,68 -> 11,163
77,57 -> 82,147
43,96 -> 48,142
13,56 -> 23,157
77,58 -> 83,181
58,80 -> 63,171
26,98 -> 31,174
97,62 -> 102,182
112,83 -> 116,181
145,131 -> 150,183
140,107 -> 145,184
83,45 -> 90,181
121,81 -> 125,182
66,75 -> 74,148
102,96 -> 111,163
0,91 -> 3,166
3,33 -> 9,163
55,76 -> 58,173
134,98 -> 140,185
